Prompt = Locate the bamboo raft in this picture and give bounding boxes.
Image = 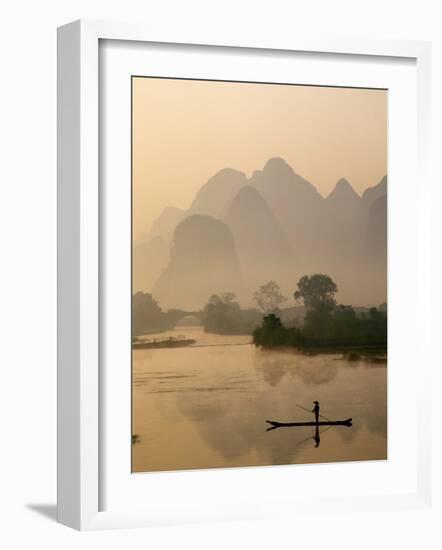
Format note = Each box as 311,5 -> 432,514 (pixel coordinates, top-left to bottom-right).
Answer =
266,418 -> 352,428
132,338 -> 196,349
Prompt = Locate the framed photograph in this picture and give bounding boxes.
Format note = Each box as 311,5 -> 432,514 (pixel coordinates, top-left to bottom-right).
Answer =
57,20 -> 432,530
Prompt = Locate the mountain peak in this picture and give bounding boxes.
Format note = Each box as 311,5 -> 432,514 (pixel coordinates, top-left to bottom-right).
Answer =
327,178 -> 360,201
189,168 -> 247,218
258,157 -> 321,198
231,185 -> 264,204
212,167 -> 245,179
336,177 -> 352,190
262,157 -> 294,176
226,186 -> 275,223
362,175 -> 387,202
148,205 -> 185,243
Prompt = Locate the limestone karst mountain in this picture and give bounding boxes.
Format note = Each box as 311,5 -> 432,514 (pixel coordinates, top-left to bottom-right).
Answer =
147,206 -> 185,245
360,193 -> 387,303
362,174 -> 387,205
133,236 -> 169,293
136,158 -> 387,308
326,178 -> 360,210
225,185 -> 294,300
360,175 -> 387,225
249,158 -> 327,267
364,193 -> 387,265
152,215 -> 243,310
322,176 -> 387,304
188,168 -> 247,218
323,178 -> 362,257
360,175 -> 387,266
147,168 -> 247,250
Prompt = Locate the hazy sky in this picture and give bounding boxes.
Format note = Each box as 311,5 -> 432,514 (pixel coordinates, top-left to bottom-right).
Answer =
133,77 -> 387,238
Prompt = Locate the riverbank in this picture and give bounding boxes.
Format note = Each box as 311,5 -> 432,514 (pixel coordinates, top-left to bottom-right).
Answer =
252,312 -> 387,358
133,336 -> 197,349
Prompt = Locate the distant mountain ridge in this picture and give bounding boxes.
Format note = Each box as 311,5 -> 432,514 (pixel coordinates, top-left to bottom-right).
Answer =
134,158 -> 387,308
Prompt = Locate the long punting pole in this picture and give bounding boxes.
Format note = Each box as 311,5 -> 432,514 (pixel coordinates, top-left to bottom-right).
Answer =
295,403 -> 331,422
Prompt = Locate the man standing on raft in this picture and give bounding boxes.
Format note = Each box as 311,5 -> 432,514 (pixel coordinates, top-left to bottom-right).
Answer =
312,401 -> 320,424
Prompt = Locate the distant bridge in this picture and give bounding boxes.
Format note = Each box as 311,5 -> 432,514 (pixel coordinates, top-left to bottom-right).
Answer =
165,309 -> 204,327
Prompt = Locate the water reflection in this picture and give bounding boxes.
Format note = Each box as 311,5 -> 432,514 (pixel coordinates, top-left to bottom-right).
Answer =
132,328 -> 387,472
254,349 -> 339,386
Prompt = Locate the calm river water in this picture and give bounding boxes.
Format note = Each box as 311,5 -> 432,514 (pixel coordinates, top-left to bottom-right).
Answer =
132,327 -> 387,472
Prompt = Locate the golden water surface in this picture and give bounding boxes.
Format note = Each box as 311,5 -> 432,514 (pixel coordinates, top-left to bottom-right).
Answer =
132,327 -> 387,473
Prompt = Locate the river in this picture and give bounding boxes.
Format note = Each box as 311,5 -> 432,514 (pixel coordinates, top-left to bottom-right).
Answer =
132,327 -> 387,472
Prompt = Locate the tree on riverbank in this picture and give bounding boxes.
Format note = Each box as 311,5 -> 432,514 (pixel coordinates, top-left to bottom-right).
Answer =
294,274 -> 337,339
253,281 -> 287,314
132,292 -> 194,336
253,274 -> 387,350
252,313 -> 303,348
133,292 -> 169,336
294,274 -> 337,311
202,292 -> 262,334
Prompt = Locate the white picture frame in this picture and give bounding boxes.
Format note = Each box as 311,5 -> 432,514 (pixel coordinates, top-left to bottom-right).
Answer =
57,19 -> 433,531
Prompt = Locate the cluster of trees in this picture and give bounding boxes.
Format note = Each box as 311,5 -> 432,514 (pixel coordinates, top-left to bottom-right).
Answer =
253,281 -> 287,314
133,285 -> 283,337
253,274 -> 387,350
203,292 -> 262,335
132,292 -> 192,337
202,281 -> 292,335
134,274 -> 387,351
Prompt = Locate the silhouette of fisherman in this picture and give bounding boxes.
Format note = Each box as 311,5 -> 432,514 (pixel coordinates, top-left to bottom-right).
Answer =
312,401 -> 320,424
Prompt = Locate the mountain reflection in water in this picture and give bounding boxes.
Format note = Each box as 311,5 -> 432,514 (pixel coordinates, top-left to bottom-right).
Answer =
132,327 -> 386,473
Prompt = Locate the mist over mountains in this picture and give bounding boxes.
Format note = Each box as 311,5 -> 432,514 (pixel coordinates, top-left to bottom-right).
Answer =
134,158 -> 387,310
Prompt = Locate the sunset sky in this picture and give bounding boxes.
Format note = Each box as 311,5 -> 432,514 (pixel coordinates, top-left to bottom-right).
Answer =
132,77 -> 387,238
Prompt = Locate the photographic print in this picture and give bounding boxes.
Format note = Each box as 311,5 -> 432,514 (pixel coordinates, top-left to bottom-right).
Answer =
131,77 -> 387,473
